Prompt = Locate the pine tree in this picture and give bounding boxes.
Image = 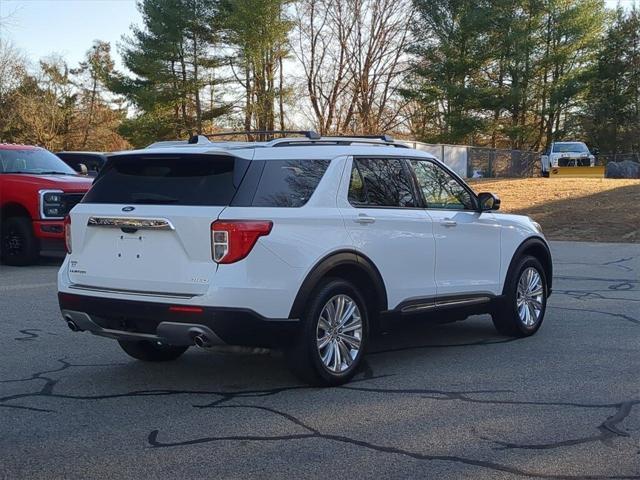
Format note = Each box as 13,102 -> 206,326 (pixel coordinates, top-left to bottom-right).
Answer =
110,0 -> 229,146
404,0 -> 493,144
222,0 -> 292,135
581,7 -> 640,154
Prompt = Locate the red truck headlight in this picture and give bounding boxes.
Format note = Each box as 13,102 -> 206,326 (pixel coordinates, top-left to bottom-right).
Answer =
39,189 -> 65,219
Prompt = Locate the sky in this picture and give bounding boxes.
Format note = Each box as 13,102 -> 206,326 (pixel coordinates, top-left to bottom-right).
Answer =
0,0 -> 635,73
0,0 -> 142,70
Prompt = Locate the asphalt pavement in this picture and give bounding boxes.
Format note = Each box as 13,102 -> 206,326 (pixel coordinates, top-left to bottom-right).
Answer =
0,241 -> 638,479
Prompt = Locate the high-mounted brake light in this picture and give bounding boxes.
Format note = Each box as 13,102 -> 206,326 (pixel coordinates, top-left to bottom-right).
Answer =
64,215 -> 72,254
211,220 -> 273,264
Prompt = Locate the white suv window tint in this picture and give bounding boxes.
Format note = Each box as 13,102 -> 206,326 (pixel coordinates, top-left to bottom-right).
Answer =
251,159 -> 330,207
349,158 -> 418,208
409,160 -> 474,210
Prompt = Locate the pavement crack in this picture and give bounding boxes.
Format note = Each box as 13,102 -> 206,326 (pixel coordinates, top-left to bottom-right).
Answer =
554,290 -> 640,302
549,306 -> 640,325
368,337 -> 520,356
14,329 -> 42,341
148,403 -> 638,480
555,256 -> 636,273
486,400 -> 637,451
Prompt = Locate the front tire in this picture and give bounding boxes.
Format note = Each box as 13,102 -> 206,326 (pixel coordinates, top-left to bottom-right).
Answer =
118,340 -> 188,362
0,217 -> 39,266
492,256 -> 547,337
286,278 -> 368,386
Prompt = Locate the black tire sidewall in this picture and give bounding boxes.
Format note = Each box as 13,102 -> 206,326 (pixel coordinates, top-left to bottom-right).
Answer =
505,256 -> 547,336
1,217 -> 39,266
300,278 -> 369,386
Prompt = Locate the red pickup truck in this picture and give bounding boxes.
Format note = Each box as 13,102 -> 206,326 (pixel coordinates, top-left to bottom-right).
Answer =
0,144 -> 93,265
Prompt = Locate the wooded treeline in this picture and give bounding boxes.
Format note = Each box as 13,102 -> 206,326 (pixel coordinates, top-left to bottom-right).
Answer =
1,0 -> 638,154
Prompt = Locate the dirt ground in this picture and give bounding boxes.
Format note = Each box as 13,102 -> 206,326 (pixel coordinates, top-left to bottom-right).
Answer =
468,178 -> 640,243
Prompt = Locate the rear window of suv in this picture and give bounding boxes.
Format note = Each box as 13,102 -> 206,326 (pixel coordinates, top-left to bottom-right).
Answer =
83,154 -> 241,206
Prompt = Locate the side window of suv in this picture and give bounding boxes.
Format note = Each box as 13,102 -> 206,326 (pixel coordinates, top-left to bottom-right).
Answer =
349,158 -> 417,208
409,160 -> 474,210
252,159 -> 331,207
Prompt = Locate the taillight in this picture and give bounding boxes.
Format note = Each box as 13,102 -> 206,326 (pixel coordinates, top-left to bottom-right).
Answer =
64,215 -> 72,254
211,220 -> 273,264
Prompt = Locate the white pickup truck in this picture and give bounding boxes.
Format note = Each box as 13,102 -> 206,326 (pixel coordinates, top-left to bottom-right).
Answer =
541,142 -> 597,177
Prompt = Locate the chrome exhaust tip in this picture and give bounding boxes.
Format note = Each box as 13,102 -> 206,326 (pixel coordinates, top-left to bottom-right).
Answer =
65,318 -> 80,332
193,333 -> 212,348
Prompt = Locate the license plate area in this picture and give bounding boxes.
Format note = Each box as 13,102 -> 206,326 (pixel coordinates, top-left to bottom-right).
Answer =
116,232 -> 146,261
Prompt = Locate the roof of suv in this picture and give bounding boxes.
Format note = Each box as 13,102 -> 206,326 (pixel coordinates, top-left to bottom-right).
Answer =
0,144 -> 40,151
113,135 -> 439,162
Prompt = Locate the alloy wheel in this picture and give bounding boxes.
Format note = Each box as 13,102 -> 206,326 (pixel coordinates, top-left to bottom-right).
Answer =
516,267 -> 544,327
316,294 -> 363,373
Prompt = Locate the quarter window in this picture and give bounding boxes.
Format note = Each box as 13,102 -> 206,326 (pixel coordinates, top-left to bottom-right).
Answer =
348,158 -> 417,208
251,159 -> 330,207
409,160 -> 474,210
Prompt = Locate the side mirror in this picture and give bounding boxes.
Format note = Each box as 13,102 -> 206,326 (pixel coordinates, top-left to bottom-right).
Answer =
78,163 -> 89,175
478,192 -> 500,211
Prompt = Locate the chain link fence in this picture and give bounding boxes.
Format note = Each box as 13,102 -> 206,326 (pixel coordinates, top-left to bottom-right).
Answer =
598,153 -> 640,164
405,140 -> 639,178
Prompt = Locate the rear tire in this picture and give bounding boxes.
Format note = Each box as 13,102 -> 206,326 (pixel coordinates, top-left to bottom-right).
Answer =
492,255 -> 547,337
0,217 -> 39,266
285,278 -> 369,386
118,340 -> 188,362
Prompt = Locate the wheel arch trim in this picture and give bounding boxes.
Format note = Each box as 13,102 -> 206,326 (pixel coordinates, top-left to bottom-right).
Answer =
1,202 -> 32,220
502,237 -> 553,296
288,249 -> 388,319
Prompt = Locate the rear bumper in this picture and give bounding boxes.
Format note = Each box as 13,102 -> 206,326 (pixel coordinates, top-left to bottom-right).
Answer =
58,293 -> 300,348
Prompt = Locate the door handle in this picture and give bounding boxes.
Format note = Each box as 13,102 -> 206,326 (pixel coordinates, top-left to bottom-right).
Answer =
354,214 -> 376,225
441,219 -> 457,227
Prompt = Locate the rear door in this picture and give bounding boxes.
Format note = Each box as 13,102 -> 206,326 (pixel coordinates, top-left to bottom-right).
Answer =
67,153 -> 246,296
407,159 -> 502,297
338,157 -> 437,309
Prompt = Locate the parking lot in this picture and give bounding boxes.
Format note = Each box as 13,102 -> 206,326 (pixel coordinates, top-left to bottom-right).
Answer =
0,241 -> 638,479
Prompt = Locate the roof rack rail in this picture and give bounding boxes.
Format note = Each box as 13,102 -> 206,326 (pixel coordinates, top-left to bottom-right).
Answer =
328,134 -> 395,142
271,134 -> 408,148
188,130 -> 321,144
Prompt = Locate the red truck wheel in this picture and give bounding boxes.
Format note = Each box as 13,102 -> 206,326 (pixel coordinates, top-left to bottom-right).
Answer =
0,217 -> 39,266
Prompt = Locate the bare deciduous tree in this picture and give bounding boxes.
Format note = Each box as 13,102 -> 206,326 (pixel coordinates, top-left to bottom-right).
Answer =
292,0 -> 413,135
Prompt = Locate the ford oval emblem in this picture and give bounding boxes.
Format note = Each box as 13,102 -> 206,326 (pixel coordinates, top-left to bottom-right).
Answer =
122,206 -> 135,212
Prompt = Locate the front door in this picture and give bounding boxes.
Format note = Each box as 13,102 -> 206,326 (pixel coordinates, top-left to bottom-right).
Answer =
338,157 -> 437,310
407,159 -> 502,298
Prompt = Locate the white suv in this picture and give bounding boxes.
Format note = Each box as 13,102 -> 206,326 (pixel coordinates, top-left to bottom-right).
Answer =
58,133 -> 552,386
